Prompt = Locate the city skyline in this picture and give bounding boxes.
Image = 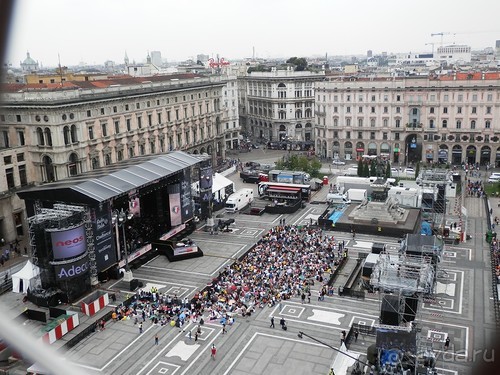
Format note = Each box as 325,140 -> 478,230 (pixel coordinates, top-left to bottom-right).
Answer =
4,0 -> 500,68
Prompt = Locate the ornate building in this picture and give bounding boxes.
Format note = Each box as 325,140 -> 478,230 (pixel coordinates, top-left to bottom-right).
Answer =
239,68 -> 325,142
314,72 -> 500,166
0,73 -> 231,242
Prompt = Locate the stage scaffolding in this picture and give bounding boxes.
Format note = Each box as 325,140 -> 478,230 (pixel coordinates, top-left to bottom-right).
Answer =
368,239 -> 442,374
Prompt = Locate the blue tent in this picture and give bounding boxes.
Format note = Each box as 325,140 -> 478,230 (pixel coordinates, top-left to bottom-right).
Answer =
421,221 -> 432,235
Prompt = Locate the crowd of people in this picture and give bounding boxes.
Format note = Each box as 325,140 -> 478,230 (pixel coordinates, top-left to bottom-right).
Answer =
110,224 -> 348,333
465,179 -> 484,198
492,236 -> 500,288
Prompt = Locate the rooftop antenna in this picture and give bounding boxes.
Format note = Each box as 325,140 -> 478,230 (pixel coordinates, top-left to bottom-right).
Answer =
57,53 -> 63,86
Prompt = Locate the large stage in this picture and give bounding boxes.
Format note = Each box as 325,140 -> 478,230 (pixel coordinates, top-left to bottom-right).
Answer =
17,151 -> 207,303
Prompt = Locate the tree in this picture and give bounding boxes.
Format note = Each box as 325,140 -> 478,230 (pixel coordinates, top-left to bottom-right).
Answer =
415,161 -> 421,179
363,163 -> 370,177
357,159 -> 363,177
286,57 -> 308,71
274,154 -> 322,177
385,162 -> 391,178
370,160 -> 377,177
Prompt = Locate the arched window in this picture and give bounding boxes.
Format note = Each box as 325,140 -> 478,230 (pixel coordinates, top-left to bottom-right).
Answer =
150,141 -> 156,154
277,83 -> 286,99
104,154 -> 111,166
117,150 -> 123,161
70,124 -> 78,143
305,109 -> 312,118
63,126 -> 70,145
470,120 -> 476,129
42,155 -> 55,182
91,157 -> 99,170
44,128 -> 52,146
68,153 -> 78,176
442,120 -> 447,128
37,127 -> 45,145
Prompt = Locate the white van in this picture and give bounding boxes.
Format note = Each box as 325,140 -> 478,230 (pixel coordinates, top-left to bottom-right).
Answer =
326,193 -> 351,204
225,188 -> 254,212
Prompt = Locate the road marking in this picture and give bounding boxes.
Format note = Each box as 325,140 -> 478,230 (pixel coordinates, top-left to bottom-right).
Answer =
135,323 -> 194,375
308,309 -> 344,325
101,323 -> 156,371
223,332 -> 363,375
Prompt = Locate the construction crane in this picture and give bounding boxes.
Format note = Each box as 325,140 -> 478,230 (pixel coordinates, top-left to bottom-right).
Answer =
431,32 -> 456,47
425,42 -> 436,56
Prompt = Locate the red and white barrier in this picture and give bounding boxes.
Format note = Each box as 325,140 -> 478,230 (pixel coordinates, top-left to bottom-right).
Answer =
81,292 -> 109,316
41,312 -> 79,345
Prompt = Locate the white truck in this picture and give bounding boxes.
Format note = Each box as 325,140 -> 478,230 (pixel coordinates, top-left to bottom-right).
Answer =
326,193 -> 351,205
347,188 -> 368,202
225,188 -> 254,212
387,186 -> 422,208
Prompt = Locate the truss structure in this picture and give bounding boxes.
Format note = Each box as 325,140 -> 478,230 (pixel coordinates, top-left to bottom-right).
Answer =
370,252 -> 435,295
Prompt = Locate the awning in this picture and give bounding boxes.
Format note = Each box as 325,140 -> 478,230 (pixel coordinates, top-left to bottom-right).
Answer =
18,151 -> 202,205
267,187 -> 300,193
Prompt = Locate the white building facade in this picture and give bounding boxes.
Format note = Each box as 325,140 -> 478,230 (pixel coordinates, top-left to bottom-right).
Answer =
314,73 -> 500,166
240,68 -> 325,143
0,74 -> 232,243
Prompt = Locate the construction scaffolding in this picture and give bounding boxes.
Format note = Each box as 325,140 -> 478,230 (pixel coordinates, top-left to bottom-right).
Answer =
368,234 -> 443,374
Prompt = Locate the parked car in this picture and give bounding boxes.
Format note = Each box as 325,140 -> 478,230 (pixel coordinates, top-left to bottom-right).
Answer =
404,167 -> 415,177
488,175 -> 500,183
332,159 -> 346,166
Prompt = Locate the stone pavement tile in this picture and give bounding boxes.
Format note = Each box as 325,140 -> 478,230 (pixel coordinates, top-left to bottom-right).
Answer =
274,340 -> 294,364
236,357 -> 258,372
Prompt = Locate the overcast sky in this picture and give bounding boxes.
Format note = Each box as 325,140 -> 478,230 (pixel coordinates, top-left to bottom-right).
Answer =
5,0 -> 500,67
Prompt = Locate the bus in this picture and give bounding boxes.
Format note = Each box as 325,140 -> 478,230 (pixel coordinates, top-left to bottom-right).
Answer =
258,181 -> 311,201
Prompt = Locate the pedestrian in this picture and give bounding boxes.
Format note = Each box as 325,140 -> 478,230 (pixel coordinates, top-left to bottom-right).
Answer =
444,337 -> 450,350
301,292 -> 306,304
155,334 -> 159,345
354,329 -> 359,342
307,291 -> 311,303
100,319 -> 105,330
317,290 -> 322,301
270,316 -> 275,328
188,330 -> 192,340
341,330 -> 346,345
194,331 -> 199,341
211,344 -> 217,360
139,322 -> 143,334
222,322 -> 226,334
280,317 -> 286,331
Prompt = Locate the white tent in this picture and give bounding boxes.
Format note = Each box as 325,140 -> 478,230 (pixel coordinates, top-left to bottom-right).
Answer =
192,173 -> 234,201
12,260 -> 40,293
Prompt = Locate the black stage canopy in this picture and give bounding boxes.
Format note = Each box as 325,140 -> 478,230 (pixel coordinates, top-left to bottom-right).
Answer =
18,151 -> 203,205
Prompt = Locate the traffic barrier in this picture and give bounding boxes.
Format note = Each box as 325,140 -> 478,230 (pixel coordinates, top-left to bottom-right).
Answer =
81,291 -> 109,317
41,311 -> 79,345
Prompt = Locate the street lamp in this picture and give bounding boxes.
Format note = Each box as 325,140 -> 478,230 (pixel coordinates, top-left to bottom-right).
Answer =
113,208 -> 134,282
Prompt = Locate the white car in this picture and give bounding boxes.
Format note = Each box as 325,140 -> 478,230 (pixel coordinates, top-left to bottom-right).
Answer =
488,175 -> 500,183
390,168 -> 400,176
404,167 -> 415,177
332,159 -> 346,166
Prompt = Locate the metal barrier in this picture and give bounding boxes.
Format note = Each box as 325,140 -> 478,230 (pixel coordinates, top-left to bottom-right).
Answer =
484,195 -> 500,327
0,279 -> 12,295
327,256 -> 348,287
62,310 -> 113,349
